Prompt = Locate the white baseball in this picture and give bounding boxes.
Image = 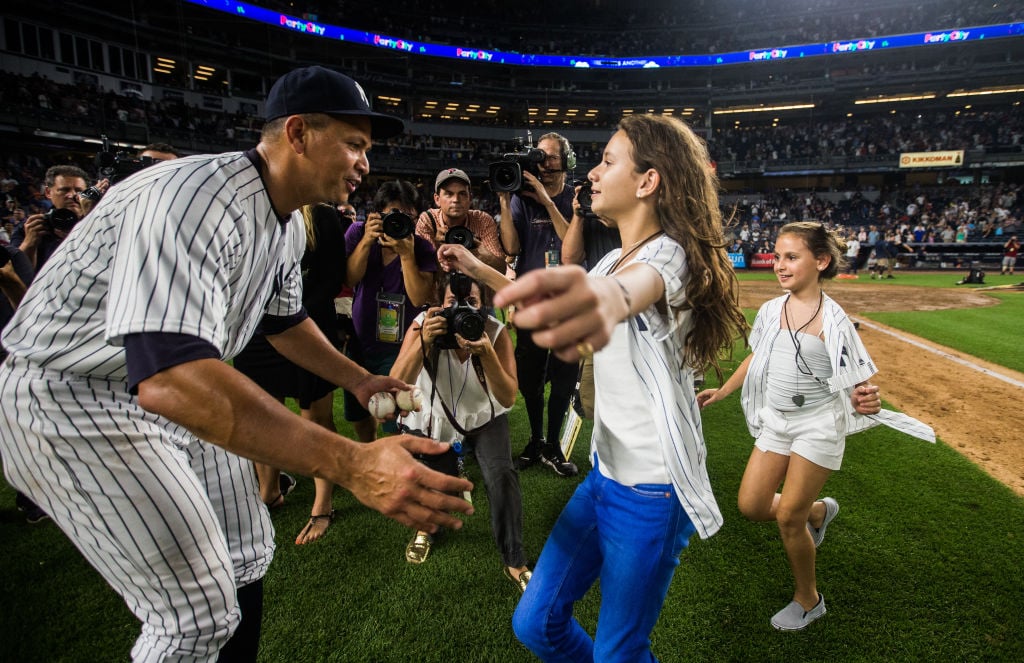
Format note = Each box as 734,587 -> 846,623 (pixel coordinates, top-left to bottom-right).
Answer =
395,386 -> 423,412
367,392 -> 396,419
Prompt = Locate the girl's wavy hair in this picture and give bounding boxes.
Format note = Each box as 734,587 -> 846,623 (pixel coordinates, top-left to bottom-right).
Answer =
618,114 -> 748,379
777,221 -> 848,280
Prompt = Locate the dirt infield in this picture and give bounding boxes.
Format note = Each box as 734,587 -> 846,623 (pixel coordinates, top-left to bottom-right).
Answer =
739,280 -> 1024,496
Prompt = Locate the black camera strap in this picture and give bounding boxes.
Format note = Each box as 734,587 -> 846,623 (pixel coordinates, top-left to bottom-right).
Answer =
419,333 -> 495,438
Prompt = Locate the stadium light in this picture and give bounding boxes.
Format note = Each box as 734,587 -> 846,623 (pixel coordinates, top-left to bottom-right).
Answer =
947,86 -> 1024,98
713,103 -> 815,115
853,94 -> 937,104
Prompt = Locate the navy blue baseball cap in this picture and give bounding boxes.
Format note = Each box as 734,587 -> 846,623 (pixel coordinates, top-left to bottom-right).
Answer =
263,66 -> 405,139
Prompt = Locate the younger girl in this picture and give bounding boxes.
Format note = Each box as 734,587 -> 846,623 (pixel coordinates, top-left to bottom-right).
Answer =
698,221 -> 933,630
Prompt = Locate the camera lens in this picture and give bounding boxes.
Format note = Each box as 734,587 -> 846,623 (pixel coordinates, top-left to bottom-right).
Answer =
45,208 -> 80,233
451,309 -> 485,342
381,210 -> 414,239
488,162 -> 522,193
444,226 -> 475,249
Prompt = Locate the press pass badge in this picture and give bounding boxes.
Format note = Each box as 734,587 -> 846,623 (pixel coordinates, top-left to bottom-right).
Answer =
376,292 -> 406,343
545,235 -> 560,268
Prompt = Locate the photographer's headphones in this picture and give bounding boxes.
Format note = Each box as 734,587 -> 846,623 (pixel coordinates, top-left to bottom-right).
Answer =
540,132 -> 576,172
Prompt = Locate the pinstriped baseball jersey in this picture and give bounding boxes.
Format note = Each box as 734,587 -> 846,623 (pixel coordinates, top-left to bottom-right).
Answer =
2,151 -> 305,377
0,150 -> 306,660
589,235 -> 724,539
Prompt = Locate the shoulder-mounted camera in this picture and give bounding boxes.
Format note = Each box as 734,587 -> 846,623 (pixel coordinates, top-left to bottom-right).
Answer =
488,146 -> 546,193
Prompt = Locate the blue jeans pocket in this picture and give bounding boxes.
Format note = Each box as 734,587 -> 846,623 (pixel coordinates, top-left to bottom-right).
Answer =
628,483 -> 673,499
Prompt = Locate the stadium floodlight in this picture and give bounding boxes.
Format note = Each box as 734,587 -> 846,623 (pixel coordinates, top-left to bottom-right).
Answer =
853,94 -> 937,104
947,86 -> 1024,98
713,103 -> 815,115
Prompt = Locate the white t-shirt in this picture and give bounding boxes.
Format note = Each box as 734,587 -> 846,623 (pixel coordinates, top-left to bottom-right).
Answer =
398,312 -> 510,442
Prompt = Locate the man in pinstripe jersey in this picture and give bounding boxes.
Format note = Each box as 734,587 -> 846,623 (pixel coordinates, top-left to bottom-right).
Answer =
0,66 -> 473,662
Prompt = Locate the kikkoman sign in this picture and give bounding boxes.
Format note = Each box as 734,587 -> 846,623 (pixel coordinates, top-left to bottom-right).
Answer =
899,151 -> 965,168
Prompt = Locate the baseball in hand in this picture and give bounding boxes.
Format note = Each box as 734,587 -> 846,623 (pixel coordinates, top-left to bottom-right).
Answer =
395,386 -> 423,412
367,392 -> 396,419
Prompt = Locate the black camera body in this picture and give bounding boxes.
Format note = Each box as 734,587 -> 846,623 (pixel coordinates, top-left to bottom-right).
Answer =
443,225 -> 475,248
488,147 -> 546,193
381,210 -> 415,239
576,180 -> 600,223
42,207 -> 80,233
93,135 -> 159,189
436,272 -> 485,350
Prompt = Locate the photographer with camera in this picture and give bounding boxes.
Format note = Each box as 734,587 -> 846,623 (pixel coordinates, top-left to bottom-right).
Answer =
11,165 -> 90,270
561,180 -> 622,422
344,180 -> 438,445
389,272 -> 532,591
496,133 -> 579,477
416,168 -> 507,273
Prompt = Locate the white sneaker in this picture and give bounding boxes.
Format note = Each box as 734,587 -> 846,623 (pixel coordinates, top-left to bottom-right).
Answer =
771,593 -> 826,631
807,497 -> 839,548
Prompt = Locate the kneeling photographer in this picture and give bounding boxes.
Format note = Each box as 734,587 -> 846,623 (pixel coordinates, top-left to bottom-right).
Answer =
389,272 -> 533,592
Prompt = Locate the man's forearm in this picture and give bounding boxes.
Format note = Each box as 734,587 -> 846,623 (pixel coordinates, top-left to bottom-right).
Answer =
137,358 -> 360,484
267,317 -> 370,390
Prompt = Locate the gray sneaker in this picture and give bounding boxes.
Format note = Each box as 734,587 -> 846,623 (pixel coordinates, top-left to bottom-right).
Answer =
771,593 -> 826,631
807,497 -> 839,548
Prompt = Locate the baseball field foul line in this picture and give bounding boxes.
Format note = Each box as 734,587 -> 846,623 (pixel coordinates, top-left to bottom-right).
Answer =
854,318 -> 1024,390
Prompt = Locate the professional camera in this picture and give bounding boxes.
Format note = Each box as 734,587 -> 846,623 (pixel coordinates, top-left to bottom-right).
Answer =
436,272 -> 485,350
381,209 -> 415,239
575,180 -> 599,223
93,135 -> 159,188
443,225 -> 475,249
488,146 -> 546,193
79,185 -> 104,203
42,207 -> 80,234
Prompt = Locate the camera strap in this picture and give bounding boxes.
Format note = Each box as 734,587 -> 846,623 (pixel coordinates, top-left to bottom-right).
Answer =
419,334 -> 495,438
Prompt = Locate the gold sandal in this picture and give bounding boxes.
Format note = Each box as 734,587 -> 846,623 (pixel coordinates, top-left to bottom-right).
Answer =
405,532 -> 433,564
503,566 -> 532,593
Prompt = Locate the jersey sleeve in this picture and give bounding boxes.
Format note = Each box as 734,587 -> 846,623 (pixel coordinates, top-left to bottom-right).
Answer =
633,237 -> 688,341
105,185 -> 238,353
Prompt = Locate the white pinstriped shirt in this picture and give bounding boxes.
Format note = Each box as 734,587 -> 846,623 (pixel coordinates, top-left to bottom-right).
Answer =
2,152 -> 305,380
742,294 -> 935,443
590,235 -> 724,540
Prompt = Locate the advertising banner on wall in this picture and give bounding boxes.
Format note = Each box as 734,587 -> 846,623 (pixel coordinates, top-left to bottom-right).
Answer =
899,151 -> 965,168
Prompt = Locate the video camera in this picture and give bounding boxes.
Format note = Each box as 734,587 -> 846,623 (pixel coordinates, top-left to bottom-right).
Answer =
488,137 -> 546,193
93,135 -> 160,190
381,209 -> 415,239
575,180 -> 599,223
435,272 -> 485,349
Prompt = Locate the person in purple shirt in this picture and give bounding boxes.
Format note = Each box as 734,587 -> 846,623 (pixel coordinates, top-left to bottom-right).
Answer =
344,180 -> 438,443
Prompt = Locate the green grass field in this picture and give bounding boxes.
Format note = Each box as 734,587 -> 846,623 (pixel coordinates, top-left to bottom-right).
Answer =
2,273 -> 1022,662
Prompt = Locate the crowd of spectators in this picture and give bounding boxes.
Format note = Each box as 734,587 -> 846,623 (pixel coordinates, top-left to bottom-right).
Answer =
290,0 -> 1021,58
712,107 -> 1024,165
722,183 -> 1022,269
6,70 -> 1023,168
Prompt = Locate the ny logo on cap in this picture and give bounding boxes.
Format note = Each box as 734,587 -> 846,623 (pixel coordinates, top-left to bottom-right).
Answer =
354,81 -> 370,108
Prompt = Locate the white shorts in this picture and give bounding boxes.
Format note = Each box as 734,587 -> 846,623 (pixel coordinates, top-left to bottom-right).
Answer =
754,396 -> 847,470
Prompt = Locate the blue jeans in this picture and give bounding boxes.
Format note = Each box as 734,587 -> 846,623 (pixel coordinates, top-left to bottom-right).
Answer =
513,465 -> 696,662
